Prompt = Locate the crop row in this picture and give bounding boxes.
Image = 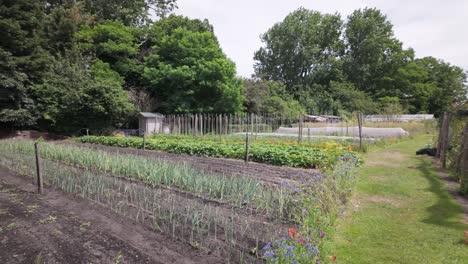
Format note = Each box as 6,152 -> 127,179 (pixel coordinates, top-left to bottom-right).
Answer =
0,141 -> 289,216
77,136 -> 358,168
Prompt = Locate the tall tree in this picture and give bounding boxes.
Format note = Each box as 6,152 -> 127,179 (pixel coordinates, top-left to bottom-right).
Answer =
0,0 -> 50,128
254,8 -> 344,90
343,8 -> 413,97
143,16 -> 244,113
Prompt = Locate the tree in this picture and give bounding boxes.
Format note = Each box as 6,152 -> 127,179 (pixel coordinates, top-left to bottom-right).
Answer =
76,20 -> 142,85
254,8 -> 344,90
244,79 -> 303,115
143,16 -> 244,113
0,0 -> 51,128
329,81 -> 379,114
343,8 -> 413,97
32,55 -> 135,133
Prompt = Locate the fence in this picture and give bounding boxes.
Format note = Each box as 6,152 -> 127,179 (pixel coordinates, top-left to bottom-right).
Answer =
436,110 -> 468,194
141,112 -> 415,140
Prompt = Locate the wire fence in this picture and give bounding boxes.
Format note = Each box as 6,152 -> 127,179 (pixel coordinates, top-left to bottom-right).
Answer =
436,110 -> 468,194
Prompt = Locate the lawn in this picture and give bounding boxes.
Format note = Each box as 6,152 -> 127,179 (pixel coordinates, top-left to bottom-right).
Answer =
333,133 -> 468,263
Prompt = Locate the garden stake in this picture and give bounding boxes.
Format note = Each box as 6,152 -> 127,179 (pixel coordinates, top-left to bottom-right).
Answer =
34,142 -> 44,194
245,130 -> 249,163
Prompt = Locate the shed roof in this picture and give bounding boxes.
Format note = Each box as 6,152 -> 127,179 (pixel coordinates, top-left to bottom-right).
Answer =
139,112 -> 164,118
320,115 -> 341,119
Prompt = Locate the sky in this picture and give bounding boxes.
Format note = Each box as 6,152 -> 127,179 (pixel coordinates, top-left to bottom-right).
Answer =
174,0 -> 468,77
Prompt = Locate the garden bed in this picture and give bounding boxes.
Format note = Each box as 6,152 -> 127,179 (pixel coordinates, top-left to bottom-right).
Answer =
76,135 -> 358,169
0,140 -> 359,263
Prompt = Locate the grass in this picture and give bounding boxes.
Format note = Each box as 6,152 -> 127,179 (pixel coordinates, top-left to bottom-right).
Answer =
333,133 -> 468,263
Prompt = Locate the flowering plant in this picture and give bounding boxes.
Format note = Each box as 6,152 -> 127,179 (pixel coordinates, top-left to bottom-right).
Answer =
262,230 -> 322,264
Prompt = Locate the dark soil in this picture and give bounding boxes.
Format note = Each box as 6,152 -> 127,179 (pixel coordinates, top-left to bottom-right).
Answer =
0,167 -> 221,264
60,141 -> 316,185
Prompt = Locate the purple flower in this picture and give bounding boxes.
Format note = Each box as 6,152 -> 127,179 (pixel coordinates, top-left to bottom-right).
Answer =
264,249 -> 275,258
262,242 -> 272,250
292,260 -> 298,264
318,230 -> 326,239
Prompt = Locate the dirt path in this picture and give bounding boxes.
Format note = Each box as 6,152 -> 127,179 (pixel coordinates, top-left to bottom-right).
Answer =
0,167 -> 221,264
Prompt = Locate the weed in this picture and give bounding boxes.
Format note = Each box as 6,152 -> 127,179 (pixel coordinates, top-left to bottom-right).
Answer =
38,215 -> 57,224
114,251 -> 122,264
7,222 -> 16,230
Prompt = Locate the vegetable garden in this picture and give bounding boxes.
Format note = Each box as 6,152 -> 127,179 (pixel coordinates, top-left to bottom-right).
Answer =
0,138 -> 360,263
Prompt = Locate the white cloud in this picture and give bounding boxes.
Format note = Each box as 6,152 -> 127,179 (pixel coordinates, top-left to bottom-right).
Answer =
175,0 -> 468,77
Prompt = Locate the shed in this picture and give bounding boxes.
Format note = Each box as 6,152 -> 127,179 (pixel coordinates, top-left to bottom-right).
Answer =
320,115 -> 342,123
139,112 -> 165,135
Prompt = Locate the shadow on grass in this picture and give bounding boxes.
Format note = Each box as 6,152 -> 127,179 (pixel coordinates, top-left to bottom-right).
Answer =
416,157 -> 466,230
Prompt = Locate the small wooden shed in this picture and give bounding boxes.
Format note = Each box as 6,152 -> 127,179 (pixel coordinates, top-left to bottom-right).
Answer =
139,112 -> 164,135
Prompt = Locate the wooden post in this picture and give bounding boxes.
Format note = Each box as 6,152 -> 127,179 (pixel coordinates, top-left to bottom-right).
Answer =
34,142 -> 43,194
143,133 -> 146,150
358,113 -> 363,151
245,127 -> 250,163
440,112 -> 451,168
459,120 -> 468,190
86,128 -> 89,136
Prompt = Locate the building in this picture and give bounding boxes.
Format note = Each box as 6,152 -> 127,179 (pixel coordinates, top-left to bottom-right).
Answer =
139,112 -> 164,135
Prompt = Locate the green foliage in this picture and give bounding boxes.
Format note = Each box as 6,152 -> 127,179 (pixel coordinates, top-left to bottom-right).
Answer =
32,56 -> 135,133
254,8 -> 344,88
144,17 -> 244,113
77,135 -> 358,168
329,81 -> 379,114
244,79 -> 304,115
0,140 -> 277,211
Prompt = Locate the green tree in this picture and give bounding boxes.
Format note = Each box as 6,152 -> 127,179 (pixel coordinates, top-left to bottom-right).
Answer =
76,20 -> 142,85
343,8 -> 413,97
32,56 -> 135,133
329,81 -> 379,114
143,17 -> 244,113
244,79 -> 303,115
254,8 -> 344,90
0,0 -> 51,128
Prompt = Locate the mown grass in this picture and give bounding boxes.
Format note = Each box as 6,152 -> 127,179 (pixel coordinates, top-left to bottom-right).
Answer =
333,133 -> 468,263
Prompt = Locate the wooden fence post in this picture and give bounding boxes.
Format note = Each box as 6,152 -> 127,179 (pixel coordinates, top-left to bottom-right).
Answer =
459,119 -> 468,190
34,142 -> 44,194
142,133 -> 146,150
245,129 -> 249,163
436,112 -> 447,158
441,112 -> 451,168
358,113 -> 363,151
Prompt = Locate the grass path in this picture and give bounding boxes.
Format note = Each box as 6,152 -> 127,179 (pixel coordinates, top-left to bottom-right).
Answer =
334,134 -> 468,263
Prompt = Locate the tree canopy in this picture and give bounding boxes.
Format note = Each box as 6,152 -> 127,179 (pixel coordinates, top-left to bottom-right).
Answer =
1,2 -> 466,134
254,7 -> 467,116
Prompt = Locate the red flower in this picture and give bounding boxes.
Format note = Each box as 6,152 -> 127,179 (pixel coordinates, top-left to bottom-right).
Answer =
329,256 -> 337,261
465,231 -> 468,237
288,228 -> 297,238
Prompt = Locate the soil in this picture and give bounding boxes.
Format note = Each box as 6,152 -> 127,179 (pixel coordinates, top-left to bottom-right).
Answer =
0,167 -> 222,264
59,141 -> 316,185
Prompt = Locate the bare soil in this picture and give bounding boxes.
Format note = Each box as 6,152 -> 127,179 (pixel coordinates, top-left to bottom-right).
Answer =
59,141 -> 316,185
0,167 -> 221,264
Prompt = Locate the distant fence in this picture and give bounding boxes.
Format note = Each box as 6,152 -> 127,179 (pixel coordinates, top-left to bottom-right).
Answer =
158,113 -> 322,136
364,114 -> 434,122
